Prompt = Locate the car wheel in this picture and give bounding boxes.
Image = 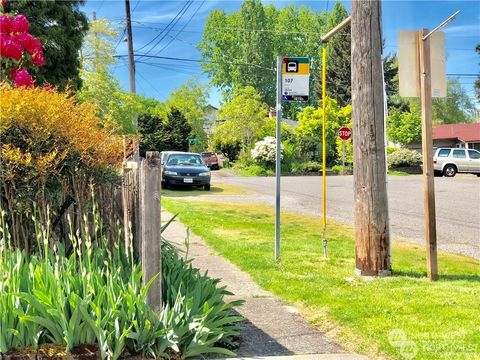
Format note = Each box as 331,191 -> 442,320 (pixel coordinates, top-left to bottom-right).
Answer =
204,184 -> 211,191
443,165 -> 457,177
163,182 -> 169,189
476,173 -> 480,177
434,170 -> 443,177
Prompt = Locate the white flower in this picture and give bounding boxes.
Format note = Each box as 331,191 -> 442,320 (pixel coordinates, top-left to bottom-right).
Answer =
251,136 -> 283,164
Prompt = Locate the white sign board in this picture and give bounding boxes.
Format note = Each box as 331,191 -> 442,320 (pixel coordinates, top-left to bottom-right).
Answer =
398,31 -> 446,98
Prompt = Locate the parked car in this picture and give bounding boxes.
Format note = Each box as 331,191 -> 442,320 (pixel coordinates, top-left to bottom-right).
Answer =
201,152 -> 219,170
162,152 -> 211,190
433,147 -> 480,177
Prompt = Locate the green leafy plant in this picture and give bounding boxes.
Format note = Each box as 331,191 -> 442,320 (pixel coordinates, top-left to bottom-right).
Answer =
0,205 -> 243,359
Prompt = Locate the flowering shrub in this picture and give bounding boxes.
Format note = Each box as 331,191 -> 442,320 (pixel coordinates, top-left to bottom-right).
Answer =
251,136 -> 282,167
387,148 -> 423,169
0,2 -> 44,87
0,83 -> 124,249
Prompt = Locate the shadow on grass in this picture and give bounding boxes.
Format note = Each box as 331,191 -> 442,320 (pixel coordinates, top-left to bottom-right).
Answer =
163,186 -> 225,197
393,269 -> 480,282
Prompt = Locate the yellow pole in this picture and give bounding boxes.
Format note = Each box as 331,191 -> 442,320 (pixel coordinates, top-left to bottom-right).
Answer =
322,47 -> 327,229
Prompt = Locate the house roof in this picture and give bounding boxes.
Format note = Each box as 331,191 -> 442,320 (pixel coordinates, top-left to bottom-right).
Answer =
432,123 -> 480,143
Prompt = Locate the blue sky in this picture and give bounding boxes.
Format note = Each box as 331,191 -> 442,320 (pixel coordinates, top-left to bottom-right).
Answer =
81,0 -> 480,107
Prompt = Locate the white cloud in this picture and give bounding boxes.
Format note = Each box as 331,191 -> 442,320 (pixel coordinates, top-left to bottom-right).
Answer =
443,23 -> 479,35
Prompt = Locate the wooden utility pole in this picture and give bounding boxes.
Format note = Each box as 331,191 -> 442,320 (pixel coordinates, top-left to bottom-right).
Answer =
351,0 -> 391,276
124,0 -> 136,93
418,29 -> 438,281
139,152 -> 162,310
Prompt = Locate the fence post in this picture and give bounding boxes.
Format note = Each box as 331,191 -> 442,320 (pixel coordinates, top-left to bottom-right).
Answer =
139,151 -> 162,310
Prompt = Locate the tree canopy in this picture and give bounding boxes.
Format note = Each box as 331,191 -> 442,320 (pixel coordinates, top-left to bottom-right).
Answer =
6,0 -> 89,90
215,86 -> 269,150
432,79 -> 477,124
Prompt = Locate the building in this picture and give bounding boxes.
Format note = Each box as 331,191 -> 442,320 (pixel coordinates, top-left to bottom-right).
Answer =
432,123 -> 480,151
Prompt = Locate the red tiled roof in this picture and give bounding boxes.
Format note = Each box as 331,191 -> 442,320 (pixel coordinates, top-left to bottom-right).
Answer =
432,123 -> 480,142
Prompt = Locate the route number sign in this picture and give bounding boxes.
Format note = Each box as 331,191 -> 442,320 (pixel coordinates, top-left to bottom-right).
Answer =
338,127 -> 352,140
282,57 -> 310,102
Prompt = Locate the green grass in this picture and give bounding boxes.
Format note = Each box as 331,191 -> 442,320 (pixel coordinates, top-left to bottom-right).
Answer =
388,170 -> 411,176
162,199 -> 480,360
162,183 -> 246,197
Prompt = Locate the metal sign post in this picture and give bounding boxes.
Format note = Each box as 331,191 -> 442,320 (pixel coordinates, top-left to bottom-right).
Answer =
275,56 -> 282,261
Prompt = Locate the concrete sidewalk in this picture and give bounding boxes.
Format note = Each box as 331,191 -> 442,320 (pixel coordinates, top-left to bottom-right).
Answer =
161,210 -> 368,360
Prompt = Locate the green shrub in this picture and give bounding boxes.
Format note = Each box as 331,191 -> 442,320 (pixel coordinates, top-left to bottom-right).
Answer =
303,161 -> 322,173
387,148 -> 422,169
0,208 -> 242,359
331,164 -> 353,174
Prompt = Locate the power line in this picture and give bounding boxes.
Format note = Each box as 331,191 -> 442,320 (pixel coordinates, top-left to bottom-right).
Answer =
152,0 -> 205,55
114,53 -> 275,72
135,1 -> 193,57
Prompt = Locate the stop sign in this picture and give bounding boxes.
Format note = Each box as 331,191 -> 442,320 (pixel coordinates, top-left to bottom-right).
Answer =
338,127 -> 352,140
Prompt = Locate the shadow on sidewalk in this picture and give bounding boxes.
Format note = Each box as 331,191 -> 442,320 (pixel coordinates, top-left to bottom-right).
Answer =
232,310 -> 294,357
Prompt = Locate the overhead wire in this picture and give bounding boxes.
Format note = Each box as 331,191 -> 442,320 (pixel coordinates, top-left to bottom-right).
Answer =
152,0 -> 205,55
135,1 -> 193,57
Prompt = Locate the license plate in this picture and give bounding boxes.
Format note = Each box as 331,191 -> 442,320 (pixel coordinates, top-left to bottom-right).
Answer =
183,178 -> 193,183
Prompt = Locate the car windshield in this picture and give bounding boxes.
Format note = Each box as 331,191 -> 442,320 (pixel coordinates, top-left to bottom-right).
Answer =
167,154 -> 204,166
202,152 -> 215,157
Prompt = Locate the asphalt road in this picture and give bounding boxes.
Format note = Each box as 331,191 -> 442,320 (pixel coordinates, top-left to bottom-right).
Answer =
211,172 -> 480,259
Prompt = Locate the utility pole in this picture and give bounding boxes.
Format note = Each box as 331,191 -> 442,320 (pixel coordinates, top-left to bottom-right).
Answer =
124,0 -> 136,94
351,0 -> 391,276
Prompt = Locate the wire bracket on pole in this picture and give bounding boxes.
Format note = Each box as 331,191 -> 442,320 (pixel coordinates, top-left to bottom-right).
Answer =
322,227 -> 328,259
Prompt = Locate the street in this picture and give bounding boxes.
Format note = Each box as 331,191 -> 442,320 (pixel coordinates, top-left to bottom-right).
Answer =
211,172 -> 480,259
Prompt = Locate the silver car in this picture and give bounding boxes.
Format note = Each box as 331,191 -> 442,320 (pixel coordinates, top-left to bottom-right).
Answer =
433,148 -> 480,177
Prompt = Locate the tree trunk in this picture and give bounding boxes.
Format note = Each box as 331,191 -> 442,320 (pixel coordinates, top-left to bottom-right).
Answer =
351,0 -> 391,276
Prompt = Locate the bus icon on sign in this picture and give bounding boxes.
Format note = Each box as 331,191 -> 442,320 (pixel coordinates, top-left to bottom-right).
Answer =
286,61 -> 298,72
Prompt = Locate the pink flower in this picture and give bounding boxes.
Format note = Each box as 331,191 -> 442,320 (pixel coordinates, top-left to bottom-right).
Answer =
11,67 -> 33,88
12,14 -> 29,34
31,48 -> 44,66
0,34 -> 22,60
0,15 -> 13,33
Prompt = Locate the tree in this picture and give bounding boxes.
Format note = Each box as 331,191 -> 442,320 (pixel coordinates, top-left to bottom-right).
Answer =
163,80 -> 209,151
138,108 -> 192,157
387,106 -> 422,145
6,0 -> 88,90
199,0 -> 330,107
294,97 -> 351,164
216,86 -> 268,150
315,2 -> 351,107
78,17 -> 159,134
432,79 -> 477,124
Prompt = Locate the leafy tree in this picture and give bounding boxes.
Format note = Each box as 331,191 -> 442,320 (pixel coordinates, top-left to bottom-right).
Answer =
78,17 -> 160,134
199,0 -> 329,107
432,79 -> 476,124
294,97 -> 351,165
387,104 -> 422,145
215,86 -> 269,150
315,2 -> 351,107
138,108 -> 192,157
6,0 -> 89,90
163,80 -> 209,151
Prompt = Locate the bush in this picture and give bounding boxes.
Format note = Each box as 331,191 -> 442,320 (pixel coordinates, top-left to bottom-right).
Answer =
0,209 -> 242,359
0,83 -> 124,249
303,161 -> 322,173
251,136 -> 281,168
387,148 -> 422,169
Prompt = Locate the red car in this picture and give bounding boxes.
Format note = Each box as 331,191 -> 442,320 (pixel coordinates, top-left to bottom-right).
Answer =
201,152 -> 219,170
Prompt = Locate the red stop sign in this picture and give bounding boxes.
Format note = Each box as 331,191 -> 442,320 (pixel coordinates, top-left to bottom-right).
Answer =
338,127 -> 352,140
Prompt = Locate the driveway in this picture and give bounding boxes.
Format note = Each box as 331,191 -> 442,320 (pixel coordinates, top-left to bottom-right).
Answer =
208,172 -> 480,259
